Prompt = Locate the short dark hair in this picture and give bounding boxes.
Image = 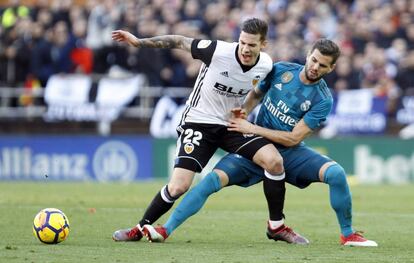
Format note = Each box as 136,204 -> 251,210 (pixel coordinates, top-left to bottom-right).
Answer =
241,18 -> 268,41
310,39 -> 341,65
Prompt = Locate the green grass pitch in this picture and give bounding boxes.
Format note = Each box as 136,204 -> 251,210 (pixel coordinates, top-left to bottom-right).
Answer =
1,181 -> 413,263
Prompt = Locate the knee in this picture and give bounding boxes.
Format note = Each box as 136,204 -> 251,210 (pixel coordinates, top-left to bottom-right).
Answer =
263,155 -> 284,175
167,182 -> 191,197
324,164 -> 347,186
253,145 -> 284,175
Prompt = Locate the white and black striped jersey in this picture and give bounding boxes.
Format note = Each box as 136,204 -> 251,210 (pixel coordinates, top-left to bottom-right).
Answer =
179,39 -> 273,126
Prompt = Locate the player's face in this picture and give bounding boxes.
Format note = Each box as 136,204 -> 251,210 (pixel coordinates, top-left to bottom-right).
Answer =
238,31 -> 266,66
304,49 -> 335,82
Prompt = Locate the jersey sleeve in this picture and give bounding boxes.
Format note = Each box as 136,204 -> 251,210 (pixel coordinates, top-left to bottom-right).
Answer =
191,39 -> 217,66
303,99 -> 333,130
258,65 -> 276,93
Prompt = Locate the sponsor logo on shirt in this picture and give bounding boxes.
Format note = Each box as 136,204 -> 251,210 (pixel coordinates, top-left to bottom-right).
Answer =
263,97 -> 297,127
213,82 -> 249,97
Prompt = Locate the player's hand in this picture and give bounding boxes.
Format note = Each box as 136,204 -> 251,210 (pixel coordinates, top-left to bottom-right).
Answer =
112,30 -> 138,46
231,107 -> 248,119
228,118 -> 255,134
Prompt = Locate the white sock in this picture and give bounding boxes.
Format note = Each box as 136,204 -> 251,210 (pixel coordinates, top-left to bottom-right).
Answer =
268,219 -> 284,230
264,170 -> 285,180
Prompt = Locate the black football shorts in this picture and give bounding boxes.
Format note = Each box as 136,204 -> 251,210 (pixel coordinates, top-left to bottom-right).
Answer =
174,122 -> 270,172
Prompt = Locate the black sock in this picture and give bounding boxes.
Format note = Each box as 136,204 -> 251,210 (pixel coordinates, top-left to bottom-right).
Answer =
263,177 -> 285,221
139,185 -> 177,226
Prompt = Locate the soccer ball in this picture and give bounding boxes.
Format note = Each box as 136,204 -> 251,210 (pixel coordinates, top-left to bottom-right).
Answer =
33,208 -> 70,244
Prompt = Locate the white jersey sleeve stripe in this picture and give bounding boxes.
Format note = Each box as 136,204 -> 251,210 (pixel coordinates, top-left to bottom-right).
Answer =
180,64 -> 209,125
179,105 -> 191,126
190,64 -> 208,107
193,86 -> 202,107
187,64 -> 204,107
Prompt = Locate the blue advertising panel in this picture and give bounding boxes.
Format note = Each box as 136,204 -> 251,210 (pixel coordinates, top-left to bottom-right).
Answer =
397,96 -> 414,125
0,136 -> 152,181
325,93 -> 387,135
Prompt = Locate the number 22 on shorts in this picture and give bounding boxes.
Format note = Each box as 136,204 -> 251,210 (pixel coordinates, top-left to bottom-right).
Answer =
183,129 -> 202,154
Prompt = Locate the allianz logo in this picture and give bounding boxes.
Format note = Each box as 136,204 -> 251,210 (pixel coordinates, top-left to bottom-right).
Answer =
93,141 -> 137,182
0,141 -> 137,182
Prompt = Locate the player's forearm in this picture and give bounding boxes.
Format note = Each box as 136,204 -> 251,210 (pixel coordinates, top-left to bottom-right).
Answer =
252,125 -> 300,147
242,88 -> 263,114
135,35 -> 193,51
252,119 -> 313,147
228,117 -> 312,146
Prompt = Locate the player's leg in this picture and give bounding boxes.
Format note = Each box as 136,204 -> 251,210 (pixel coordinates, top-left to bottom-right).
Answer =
282,145 -> 377,246
227,150 -> 307,245
223,133 -> 286,229
158,169 -> 227,239
283,146 -> 351,231
252,144 -> 286,229
222,134 -> 306,243
220,152 -> 308,245
113,167 -> 196,242
320,162 -> 377,247
282,147 -> 340,237
319,162 -> 353,237
141,167 -> 195,226
142,171 -> 210,242
144,153 -> 262,242
113,123 -> 217,242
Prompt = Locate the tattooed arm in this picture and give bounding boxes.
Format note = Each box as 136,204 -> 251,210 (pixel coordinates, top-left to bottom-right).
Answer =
111,30 -> 193,52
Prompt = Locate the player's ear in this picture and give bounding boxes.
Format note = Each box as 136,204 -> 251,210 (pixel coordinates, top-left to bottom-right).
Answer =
261,40 -> 268,49
328,63 -> 336,73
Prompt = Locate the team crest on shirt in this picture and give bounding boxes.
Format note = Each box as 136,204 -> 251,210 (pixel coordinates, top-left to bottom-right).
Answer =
252,75 -> 261,87
197,40 -> 212,49
300,100 -> 311,111
281,71 -> 293,83
184,143 -> 195,154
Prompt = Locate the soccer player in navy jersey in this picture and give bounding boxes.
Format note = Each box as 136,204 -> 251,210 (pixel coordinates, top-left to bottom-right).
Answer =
144,39 -> 377,247
111,18 -> 306,244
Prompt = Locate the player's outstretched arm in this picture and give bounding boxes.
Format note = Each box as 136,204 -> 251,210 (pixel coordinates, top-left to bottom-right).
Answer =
112,30 -> 193,52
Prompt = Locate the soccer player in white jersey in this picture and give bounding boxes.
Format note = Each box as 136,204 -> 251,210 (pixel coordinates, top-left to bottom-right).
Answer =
111,18 -> 306,244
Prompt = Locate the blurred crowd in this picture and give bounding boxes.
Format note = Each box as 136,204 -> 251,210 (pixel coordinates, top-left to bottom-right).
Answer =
1,0 -> 414,117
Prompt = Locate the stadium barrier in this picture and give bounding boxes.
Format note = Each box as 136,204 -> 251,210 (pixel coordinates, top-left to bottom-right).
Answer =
0,73 -> 192,120
1,74 -> 413,137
